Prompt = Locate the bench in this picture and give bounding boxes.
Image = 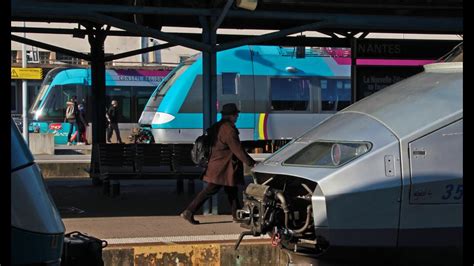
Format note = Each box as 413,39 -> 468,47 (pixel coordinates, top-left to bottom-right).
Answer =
97,144 -> 137,181
171,144 -> 204,194
135,144 -> 173,178
92,143 -> 201,196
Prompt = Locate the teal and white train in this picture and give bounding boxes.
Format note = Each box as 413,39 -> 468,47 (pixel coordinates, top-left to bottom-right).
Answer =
139,45 -> 352,151
29,67 -> 171,144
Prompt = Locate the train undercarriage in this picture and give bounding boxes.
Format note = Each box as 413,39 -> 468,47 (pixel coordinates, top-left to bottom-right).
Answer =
234,174 -> 329,255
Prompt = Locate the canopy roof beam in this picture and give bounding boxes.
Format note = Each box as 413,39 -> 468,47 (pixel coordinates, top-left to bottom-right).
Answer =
213,0 -> 234,32
11,34 -> 91,61
217,21 -> 330,51
12,4 -> 462,34
104,42 -> 176,61
11,8 -> 211,51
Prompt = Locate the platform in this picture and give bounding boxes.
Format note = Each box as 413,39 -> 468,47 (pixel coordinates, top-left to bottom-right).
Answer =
46,178 -> 289,265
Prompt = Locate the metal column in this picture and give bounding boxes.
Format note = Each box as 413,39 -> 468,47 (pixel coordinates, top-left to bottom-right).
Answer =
201,16 -> 219,215
88,28 -> 107,144
201,17 -> 218,130
22,22 -> 28,143
88,27 -> 107,182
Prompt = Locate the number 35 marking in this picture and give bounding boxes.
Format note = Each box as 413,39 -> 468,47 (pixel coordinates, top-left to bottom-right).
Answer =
442,184 -> 463,200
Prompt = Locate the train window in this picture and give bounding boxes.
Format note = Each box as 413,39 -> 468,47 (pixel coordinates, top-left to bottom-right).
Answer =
222,73 -> 239,95
27,83 -> 42,110
30,77 -> 55,115
284,141 -> 372,168
270,78 -> 310,111
321,80 -> 328,90
179,80 -> 203,113
134,87 -> 156,121
344,81 -> 351,90
321,79 -> 352,112
106,87 -> 131,123
42,84 -> 82,120
157,64 -> 191,96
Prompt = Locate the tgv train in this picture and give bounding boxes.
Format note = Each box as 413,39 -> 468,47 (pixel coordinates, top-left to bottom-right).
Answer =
11,119 -> 65,264
236,47 -> 463,264
139,45 -> 351,150
29,67 -> 171,144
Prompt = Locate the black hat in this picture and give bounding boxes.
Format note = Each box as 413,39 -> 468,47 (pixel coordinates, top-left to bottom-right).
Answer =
221,103 -> 240,115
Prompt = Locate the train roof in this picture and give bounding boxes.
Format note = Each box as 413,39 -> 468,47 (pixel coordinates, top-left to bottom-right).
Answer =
340,61 -> 462,139
46,67 -> 170,86
186,45 -> 351,76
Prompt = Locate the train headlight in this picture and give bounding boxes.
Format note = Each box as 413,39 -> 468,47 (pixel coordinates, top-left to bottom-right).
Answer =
283,141 -> 372,168
152,112 -> 175,125
34,109 -> 43,120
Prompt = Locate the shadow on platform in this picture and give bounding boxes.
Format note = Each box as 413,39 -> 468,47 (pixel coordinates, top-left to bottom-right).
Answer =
46,177 -> 251,219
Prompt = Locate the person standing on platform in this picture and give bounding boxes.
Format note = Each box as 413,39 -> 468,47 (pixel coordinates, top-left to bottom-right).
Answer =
106,100 -> 123,144
76,103 -> 88,145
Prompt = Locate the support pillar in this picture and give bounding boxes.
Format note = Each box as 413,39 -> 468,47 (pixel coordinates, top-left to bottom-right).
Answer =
201,16 -> 219,215
201,17 -> 218,130
22,46 -> 28,143
88,27 -> 107,144
22,22 -> 28,143
88,26 -> 107,182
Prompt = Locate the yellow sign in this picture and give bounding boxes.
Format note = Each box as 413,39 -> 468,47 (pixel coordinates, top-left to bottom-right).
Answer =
11,68 -> 43,80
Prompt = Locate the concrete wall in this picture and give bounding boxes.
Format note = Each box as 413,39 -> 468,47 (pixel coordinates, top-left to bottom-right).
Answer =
103,241 -> 289,266
37,163 -> 90,178
29,133 -> 55,155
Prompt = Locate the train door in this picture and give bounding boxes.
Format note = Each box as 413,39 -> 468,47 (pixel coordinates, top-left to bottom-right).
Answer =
409,119 -> 463,205
133,86 -> 156,123
217,72 -> 255,141
263,76 -> 315,141
399,119 -> 463,247
215,47 -> 255,142
106,86 -> 132,123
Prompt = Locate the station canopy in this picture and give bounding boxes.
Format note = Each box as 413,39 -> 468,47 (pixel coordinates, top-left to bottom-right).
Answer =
12,0 -> 463,49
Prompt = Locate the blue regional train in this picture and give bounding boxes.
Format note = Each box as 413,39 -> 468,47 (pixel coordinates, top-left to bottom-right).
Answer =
139,45 -> 352,151
29,67 -> 171,144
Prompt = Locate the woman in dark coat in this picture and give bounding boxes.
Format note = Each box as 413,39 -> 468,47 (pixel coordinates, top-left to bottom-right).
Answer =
181,103 -> 256,224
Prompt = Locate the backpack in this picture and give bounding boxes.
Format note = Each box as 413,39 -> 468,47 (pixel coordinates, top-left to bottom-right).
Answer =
62,231 -> 108,266
191,123 -> 220,167
66,105 -> 76,119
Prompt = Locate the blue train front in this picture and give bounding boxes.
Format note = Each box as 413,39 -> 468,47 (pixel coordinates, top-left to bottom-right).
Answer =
28,67 -> 170,145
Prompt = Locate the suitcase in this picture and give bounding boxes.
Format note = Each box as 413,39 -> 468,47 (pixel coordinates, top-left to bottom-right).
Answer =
61,231 -> 108,266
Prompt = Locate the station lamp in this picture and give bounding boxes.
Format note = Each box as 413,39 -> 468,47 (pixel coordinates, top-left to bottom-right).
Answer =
236,0 -> 258,11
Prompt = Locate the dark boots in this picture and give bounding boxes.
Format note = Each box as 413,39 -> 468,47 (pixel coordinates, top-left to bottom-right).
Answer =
180,210 -> 200,225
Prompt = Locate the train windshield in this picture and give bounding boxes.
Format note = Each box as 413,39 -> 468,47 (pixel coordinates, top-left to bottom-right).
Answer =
143,55 -> 196,112
29,68 -> 65,117
283,141 -> 372,168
